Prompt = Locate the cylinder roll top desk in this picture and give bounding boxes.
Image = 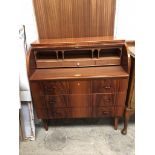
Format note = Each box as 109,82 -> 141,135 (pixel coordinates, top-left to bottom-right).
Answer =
27,37 -> 129,131
27,0 -> 130,133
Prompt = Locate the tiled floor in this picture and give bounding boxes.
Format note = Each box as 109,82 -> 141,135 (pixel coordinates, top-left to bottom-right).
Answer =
20,118 -> 135,155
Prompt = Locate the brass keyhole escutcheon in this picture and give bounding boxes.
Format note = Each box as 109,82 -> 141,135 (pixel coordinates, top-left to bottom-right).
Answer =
77,82 -> 80,86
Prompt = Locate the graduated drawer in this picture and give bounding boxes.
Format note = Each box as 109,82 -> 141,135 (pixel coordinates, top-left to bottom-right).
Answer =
93,79 -> 117,93
46,94 -> 92,108
94,106 -> 125,117
45,95 -> 68,108
93,93 -> 115,107
94,107 -> 114,117
48,107 -> 92,119
93,78 -> 128,93
42,80 -> 91,95
42,81 -> 69,95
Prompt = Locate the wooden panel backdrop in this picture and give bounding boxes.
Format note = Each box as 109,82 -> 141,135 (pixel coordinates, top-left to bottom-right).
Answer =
33,0 -> 116,39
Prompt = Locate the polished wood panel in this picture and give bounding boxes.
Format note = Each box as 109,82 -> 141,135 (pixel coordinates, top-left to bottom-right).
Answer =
43,81 -> 69,95
49,108 -> 68,118
93,94 -> 114,107
33,0 -> 116,39
67,107 -> 92,118
115,93 -> 127,106
68,94 -> 92,107
46,95 -> 68,108
69,80 -> 91,94
115,107 -> 125,117
117,78 -> 129,92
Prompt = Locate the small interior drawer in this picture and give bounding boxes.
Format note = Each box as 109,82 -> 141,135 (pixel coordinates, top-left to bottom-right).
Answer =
95,57 -> 120,66
62,59 -> 95,67
93,79 -> 116,93
36,60 -> 63,68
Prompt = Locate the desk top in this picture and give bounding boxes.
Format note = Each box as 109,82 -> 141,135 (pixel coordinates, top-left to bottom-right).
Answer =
30,66 -> 129,81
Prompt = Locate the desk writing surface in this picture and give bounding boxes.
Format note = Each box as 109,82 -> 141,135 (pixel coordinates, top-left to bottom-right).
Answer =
30,66 -> 129,81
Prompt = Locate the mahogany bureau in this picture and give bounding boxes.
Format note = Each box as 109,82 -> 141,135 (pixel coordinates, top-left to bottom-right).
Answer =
27,37 -> 129,131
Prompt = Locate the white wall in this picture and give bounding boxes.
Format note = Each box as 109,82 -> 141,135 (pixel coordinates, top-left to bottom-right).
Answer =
114,0 -> 135,40
19,0 -> 38,91
20,0 -> 38,47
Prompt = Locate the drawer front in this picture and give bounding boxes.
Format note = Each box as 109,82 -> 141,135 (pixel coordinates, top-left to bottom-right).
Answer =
46,95 -> 68,108
93,79 -> 117,93
43,79 -> 128,95
68,94 -> 92,107
93,94 -> 115,107
43,81 -> 69,95
62,60 -> 95,67
95,58 -> 120,66
94,107 -> 114,117
36,60 -> 63,68
69,80 -> 91,94
48,107 -> 92,119
50,108 -> 68,118
67,107 -> 92,118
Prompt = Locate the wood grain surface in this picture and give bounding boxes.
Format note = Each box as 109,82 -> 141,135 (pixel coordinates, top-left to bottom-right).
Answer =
30,66 -> 129,81
33,0 -> 116,39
